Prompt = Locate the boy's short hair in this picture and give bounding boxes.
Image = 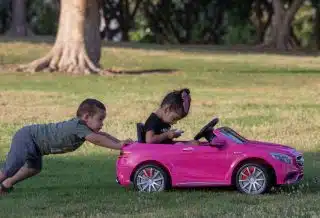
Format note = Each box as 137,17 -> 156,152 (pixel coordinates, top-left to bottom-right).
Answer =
76,98 -> 106,117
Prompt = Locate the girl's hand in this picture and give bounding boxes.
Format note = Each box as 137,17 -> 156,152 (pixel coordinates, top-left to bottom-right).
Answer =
167,130 -> 182,139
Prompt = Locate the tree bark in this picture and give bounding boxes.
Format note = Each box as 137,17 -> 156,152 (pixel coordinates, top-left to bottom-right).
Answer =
6,0 -> 32,36
251,0 -> 273,44
263,0 -> 304,50
19,0 -> 102,74
253,0 -> 265,43
313,3 -> 320,49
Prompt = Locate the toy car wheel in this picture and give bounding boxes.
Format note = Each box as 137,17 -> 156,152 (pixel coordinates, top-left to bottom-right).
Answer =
235,163 -> 271,195
133,164 -> 169,193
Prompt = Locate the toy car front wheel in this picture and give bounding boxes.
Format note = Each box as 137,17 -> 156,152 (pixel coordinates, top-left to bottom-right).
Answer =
235,163 -> 271,195
133,164 -> 169,193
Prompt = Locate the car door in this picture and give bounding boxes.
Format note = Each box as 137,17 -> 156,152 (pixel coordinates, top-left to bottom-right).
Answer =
170,144 -> 232,185
192,145 -> 232,183
166,143 -> 198,184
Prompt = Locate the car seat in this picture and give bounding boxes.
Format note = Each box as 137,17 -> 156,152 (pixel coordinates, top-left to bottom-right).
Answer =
136,123 -> 146,143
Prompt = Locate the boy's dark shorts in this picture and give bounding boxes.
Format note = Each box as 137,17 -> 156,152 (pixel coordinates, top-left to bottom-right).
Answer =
1,126 -> 42,177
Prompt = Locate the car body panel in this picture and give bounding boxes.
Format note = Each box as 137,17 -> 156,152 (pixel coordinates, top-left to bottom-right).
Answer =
116,127 -> 304,190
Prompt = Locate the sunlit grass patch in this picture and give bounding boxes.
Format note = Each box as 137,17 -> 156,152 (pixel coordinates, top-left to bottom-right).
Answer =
0,40 -> 319,217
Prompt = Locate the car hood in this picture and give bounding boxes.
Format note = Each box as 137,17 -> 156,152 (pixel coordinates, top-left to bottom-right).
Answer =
246,140 -> 300,155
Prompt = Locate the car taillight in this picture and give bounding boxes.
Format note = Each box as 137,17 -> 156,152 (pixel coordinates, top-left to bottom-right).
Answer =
119,150 -> 131,157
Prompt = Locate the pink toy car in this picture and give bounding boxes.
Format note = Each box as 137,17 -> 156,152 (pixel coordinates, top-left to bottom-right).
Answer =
116,118 -> 304,195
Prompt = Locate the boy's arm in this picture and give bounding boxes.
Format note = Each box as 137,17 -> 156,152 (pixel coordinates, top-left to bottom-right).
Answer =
98,132 -> 120,143
85,132 -> 132,150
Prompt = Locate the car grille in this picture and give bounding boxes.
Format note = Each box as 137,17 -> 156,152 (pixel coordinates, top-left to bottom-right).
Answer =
296,155 -> 304,167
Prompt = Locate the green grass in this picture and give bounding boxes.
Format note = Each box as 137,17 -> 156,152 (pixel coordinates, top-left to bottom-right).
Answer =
0,39 -> 319,217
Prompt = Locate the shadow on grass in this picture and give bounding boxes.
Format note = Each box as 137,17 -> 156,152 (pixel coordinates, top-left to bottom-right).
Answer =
1,36 -> 319,58
0,63 -> 177,76
106,68 -> 177,75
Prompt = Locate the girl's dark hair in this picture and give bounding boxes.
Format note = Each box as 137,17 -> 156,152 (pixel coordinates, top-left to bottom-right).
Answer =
160,88 -> 191,117
76,98 -> 106,117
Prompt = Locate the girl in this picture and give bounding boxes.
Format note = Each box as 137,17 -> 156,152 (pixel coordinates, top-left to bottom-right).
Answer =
144,88 -> 198,144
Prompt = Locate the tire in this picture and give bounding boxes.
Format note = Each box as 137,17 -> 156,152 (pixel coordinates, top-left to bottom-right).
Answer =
133,164 -> 170,193
235,163 -> 272,195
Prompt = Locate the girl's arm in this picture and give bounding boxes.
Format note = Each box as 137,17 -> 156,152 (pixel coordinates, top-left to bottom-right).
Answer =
145,130 -> 181,144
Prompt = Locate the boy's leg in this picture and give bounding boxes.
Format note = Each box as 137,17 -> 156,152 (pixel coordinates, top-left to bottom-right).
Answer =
1,147 -> 26,190
0,171 -> 6,183
2,142 -> 42,190
1,126 -> 42,192
1,165 -> 40,189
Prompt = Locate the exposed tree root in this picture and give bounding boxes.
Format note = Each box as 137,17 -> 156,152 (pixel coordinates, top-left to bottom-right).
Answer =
17,45 -> 104,75
16,0 -> 104,75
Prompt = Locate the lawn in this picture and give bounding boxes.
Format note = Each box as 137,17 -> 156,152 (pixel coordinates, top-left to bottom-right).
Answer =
0,39 -> 319,217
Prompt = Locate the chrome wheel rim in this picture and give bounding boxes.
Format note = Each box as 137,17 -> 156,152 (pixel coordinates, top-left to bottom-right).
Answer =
238,166 -> 266,194
136,167 -> 165,192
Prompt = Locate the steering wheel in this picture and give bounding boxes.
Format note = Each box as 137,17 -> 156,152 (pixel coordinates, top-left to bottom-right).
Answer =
194,117 -> 219,141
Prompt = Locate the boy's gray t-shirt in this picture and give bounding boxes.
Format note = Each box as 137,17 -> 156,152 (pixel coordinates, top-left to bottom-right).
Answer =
28,118 -> 93,155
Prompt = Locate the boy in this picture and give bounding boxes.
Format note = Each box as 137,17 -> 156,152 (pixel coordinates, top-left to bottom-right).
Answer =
0,98 -> 133,194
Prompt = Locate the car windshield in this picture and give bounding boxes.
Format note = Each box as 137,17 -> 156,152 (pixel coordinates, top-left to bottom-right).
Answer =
219,127 -> 247,144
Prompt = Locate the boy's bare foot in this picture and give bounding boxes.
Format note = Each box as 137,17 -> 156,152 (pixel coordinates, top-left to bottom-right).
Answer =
0,183 -> 14,195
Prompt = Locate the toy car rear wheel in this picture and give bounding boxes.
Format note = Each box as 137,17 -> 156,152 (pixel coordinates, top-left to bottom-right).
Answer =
235,163 -> 271,195
133,164 -> 169,193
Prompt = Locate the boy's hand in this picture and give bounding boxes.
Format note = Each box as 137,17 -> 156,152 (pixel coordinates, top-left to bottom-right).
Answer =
120,138 -> 134,146
86,133 -> 132,150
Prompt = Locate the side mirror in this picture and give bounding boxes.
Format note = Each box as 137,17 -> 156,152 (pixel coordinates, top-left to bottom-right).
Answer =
210,137 -> 225,148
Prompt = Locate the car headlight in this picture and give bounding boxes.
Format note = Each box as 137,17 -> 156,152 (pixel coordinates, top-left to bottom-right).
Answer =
270,153 -> 292,164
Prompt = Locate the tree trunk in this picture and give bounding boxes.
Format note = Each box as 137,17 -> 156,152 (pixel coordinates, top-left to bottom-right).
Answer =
314,3 -> 320,49
251,0 -> 273,44
263,0 -> 304,50
252,0 -> 264,43
19,0 -> 102,74
6,0 -> 32,36
289,25 -> 300,47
